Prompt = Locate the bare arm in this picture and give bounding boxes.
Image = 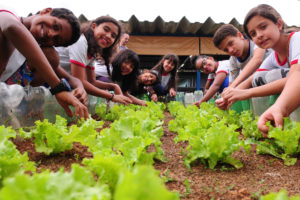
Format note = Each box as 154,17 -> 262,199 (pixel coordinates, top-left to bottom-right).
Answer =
86,69 -> 123,95
258,64 -> 300,133
194,73 -> 227,106
230,48 -> 266,88
124,91 -> 147,106
1,12 -> 88,119
71,63 -> 132,104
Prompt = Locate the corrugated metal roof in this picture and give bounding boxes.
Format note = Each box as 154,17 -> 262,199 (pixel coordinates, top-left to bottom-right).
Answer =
79,14 -> 300,37
78,14 -> 243,37
121,15 -> 244,37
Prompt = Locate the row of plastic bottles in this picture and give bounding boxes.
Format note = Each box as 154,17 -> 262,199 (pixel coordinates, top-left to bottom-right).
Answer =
176,90 -> 204,106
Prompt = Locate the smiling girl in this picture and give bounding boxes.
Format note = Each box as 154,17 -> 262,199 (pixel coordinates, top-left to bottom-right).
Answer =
66,16 -> 132,105
242,4 -> 300,134
149,53 -> 179,101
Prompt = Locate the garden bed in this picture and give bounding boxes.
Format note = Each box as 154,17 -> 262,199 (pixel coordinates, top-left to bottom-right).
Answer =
11,110 -> 300,199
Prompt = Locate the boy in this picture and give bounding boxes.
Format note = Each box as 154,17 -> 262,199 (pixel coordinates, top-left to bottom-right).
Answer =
213,24 -> 270,88
0,8 -> 88,119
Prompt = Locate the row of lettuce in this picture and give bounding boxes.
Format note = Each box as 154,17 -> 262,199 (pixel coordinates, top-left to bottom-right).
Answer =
1,100 -> 300,199
0,102 -> 179,200
167,101 -> 300,168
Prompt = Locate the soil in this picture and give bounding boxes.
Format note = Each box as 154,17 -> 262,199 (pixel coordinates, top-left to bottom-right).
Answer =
12,111 -> 300,200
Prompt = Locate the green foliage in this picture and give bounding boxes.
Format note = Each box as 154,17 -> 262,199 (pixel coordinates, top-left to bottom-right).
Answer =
114,165 -> 180,200
167,102 -> 247,169
256,118 -> 300,166
239,110 -> 263,139
0,126 -> 35,186
19,116 -> 103,155
260,189 -> 300,200
0,164 -> 111,200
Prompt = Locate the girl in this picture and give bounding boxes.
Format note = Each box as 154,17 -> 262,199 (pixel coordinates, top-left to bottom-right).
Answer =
191,55 -> 230,107
0,8 -> 88,119
111,49 -> 146,105
241,4 -> 300,134
66,16 -> 132,105
150,54 -> 179,101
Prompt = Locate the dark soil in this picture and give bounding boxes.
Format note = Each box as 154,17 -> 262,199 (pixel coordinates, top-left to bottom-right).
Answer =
12,111 -> 300,199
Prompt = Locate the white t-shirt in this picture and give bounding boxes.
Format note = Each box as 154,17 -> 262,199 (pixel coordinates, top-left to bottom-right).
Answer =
229,40 -> 272,82
94,59 -> 112,78
55,46 -> 71,74
161,73 -> 171,88
288,32 -> 300,66
68,34 -> 95,70
207,60 -> 230,80
257,51 -> 289,71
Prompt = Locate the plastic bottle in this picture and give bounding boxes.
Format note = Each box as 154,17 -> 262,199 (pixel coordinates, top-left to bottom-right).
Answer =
184,92 -> 194,106
194,90 -> 203,102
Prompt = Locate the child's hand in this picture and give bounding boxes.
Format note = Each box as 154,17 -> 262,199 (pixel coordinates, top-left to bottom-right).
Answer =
72,88 -> 88,105
112,94 -> 132,105
169,88 -> 176,97
257,104 -> 285,136
193,101 -> 201,107
151,94 -> 158,102
215,98 -> 230,110
113,84 -> 123,95
55,91 -> 89,120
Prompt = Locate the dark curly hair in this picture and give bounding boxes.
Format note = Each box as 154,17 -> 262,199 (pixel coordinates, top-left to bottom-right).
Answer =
50,8 -> 80,47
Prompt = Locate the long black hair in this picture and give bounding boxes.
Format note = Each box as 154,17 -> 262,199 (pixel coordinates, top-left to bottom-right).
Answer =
82,15 -> 122,75
111,49 -> 140,92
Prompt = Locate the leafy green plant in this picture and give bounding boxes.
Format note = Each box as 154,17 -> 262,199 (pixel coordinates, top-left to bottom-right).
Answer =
256,118 -> 300,166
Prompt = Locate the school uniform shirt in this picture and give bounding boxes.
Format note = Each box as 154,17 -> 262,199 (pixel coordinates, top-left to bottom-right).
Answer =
252,32 -> 299,87
161,73 -> 171,88
68,34 -> 95,70
288,32 -> 300,66
207,60 -> 230,81
229,40 -> 272,82
94,59 -> 112,78
55,47 -> 71,74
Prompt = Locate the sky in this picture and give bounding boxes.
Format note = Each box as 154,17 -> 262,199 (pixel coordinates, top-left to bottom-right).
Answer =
1,0 -> 300,26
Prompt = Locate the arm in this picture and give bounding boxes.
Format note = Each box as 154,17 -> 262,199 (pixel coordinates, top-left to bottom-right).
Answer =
71,63 -> 132,105
169,87 -> 176,97
124,91 -> 147,106
55,66 -> 88,105
230,48 -> 266,88
258,64 -> 300,134
1,12 -> 88,119
204,79 -> 213,94
194,72 -> 227,107
86,69 -> 123,95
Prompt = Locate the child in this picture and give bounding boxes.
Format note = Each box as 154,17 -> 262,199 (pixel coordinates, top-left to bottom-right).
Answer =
62,15 -> 132,105
213,24 -> 270,88
150,53 -> 179,102
240,4 -> 300,134
111,49 -> 146,105
129,69 -> 159,99
191,55 -> 230,107
0,8 -> 88,119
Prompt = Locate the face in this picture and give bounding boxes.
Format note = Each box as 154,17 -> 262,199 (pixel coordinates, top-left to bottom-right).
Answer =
247,15 -> 282,49
218,34 -> 245,57
163,59 -> 175,73
121,59 -> 134,75
121,34 -> 130,46
30,14 -> 72,47
195,57 -> 215,74
140,72 -> 157,85
92,22 -> 118,49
